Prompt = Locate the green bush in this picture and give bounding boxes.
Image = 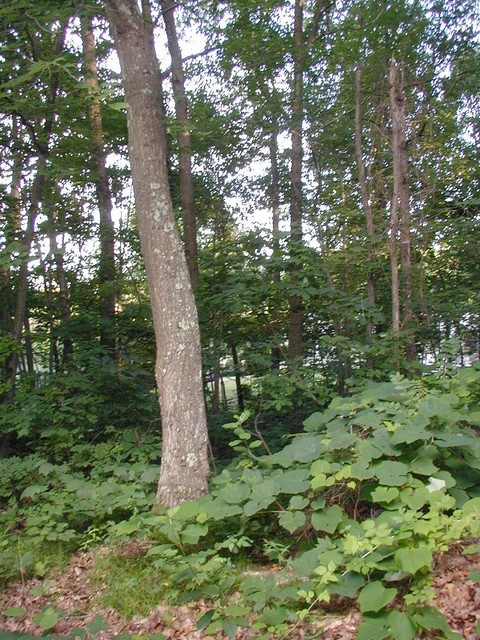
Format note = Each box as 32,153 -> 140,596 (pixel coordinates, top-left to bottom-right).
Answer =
115,366 -> 480,639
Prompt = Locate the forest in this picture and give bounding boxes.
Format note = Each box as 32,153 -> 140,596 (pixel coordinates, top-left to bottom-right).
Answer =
0,0 -> 480,638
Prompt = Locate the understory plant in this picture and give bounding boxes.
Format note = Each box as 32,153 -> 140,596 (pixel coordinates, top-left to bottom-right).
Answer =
114,365 -> 480,639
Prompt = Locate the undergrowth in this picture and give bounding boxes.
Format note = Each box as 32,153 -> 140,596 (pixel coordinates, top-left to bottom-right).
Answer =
1,366 -> 480,639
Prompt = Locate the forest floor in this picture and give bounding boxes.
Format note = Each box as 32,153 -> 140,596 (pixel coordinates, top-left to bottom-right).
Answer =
0,541 -> 479,639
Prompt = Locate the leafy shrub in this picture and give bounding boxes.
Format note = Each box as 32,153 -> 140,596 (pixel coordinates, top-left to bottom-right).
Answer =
115,367 -> 480,638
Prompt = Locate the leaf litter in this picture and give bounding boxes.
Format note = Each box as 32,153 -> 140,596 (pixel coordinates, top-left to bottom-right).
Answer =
0,541 -> 478,639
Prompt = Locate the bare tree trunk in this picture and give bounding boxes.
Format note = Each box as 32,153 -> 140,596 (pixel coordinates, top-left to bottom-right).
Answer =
389,61 -> 416,361
49,226 -> 73,363
288,0 -> 304,363
354,65 -> 376,357
104,0 -> 209,507
160,0 -> 199,290
5,162 -> 46,396
269,129 -> 282,369
82,17 -> 116,353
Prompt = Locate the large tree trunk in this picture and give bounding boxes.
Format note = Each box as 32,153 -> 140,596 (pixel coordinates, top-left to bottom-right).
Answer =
160,0 -> 199,290
81,17 -> 116,353
288,0 -> 304,363
104,0 -> 209,507
389,61 -> 416,361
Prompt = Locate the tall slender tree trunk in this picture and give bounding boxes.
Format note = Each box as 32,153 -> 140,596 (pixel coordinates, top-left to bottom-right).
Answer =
82,17 -> 116,352
389,61 -> 416,361
288,0 -> 305,363
4,162 -> 46,397
269,129 -> 282,369
49,222 -> 73,364
161,0 -> 199,290
354,65 -> 376,356
104,0 -> 209,507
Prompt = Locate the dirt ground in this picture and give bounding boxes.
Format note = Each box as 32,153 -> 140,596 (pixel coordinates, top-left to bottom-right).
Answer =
0,542 -> 479,639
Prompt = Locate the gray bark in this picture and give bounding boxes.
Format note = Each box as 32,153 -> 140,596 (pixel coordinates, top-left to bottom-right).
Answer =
81,17 -> 116,352
104,0 -> 209,506
288,0 -> 304,363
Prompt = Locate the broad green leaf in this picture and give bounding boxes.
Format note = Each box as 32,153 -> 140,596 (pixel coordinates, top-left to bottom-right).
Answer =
310,460 -> 331,476
303,412 -> 326,430
206,498 -> 243,519
217,482 -> 250,504
38,462 -> 55,475
222,619 -> 238,638
357,581 -> 397,613
288,495 -> 309,510
33,607 -> 60,630
311,505 -> 343,534
276,469 -> 311,494
180,523 -> 209,545
115,519 -> 140,535
2,607 -> 25,617
394,546 -> 432,575
356,615 -> 389,640
351,460 -> 375,480
370,486 -> 400,504
328,572 -> 364,597
391,420 -> 429,445
278,510 -> 306,533
373,461 -> 409,486
86,614 -> 107,636
413,606 -> 462,639
282,435 -> 326,462
409,456 -> 438,476
387,610 -> 417,640
434,433 -> 477,448
20,484 -> 48,500
468,569 -> 480,582
311,472 -> 335,490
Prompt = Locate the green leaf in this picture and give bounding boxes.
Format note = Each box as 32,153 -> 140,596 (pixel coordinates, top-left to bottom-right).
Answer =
387,610 -> 417,640
303,412 -> 326,430
278,510 -> 306,533
276,469 -> 310,494
413,606 -> 462,639
288,495 -> 309,510
197,610 -> 215,630
2,607 -> 25,617
33,607 -> 60,631
311,505 -> 343,534
394,546 -> 432,575
20,484 -> 48,499
328,572 -> 364,598
391,419 -> 429,445
373,461 -> 409,486
115,519 -> 140,535
180,523 -> 209,545
222,619 -> 238,637
370,486 -> 400,504
468,569 -> 480,582
356,615 -> 389,640
86,614 -> 107,636
217,482 -> 250,504
357,581 -> 397,613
